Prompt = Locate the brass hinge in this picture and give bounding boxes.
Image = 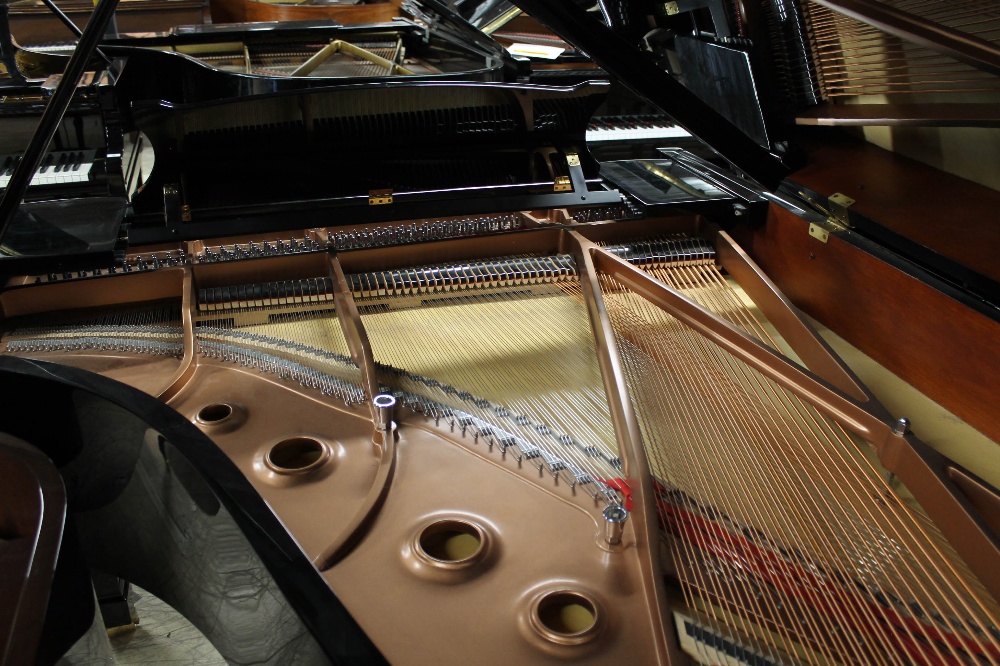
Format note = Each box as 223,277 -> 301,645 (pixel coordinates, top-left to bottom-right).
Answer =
828,193 -> 855,229
369,189 -> 393,206
801,191 -> 854,243
663,2 -> 680,15
554,176 -> 572,192
808,223 -> 831,243
566,152 -> 581,167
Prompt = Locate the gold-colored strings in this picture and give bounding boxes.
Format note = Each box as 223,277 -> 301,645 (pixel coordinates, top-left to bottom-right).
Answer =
358,275 -> 624,497
612,311 -> 855,664
605,286 -> 888,664
363,285 -> 621,492
801,2 -> 1000,96
624,264 -> 1000,660
599,266 -> 1000,664
873,0 -> 1000,40
647,261 -> 1000,659
656,261 -> 1000,613
653,263 -> 1000,662
250,40 -> 398,78
655,262 -> 920,653
608,288 -> 920,657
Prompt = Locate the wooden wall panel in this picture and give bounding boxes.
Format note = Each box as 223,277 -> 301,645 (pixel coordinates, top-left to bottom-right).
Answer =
210,0 -> 400,25
791,134 -> 1000,285
243,1 -> 398,24
739,205 -> 1000,444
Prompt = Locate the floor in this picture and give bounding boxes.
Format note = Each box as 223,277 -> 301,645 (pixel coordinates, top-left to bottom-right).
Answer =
107,587 -> 225,665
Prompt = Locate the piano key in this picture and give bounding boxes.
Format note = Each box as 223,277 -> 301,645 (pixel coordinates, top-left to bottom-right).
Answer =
0,149 -> 97,190
585,115 -> 690,143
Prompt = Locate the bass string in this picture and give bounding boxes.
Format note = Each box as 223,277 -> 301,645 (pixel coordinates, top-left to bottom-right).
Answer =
596,268 -> 996,660
676,262 -> 1000,644
642,260 -> 1000,659
612,284 -> 956,660
873,0 -> 1000,35
802,3 -> 1000,95
620,284 -> 904,654
601,282 -> 865,664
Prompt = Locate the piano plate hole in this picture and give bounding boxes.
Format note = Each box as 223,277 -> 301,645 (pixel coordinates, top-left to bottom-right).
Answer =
197,403 -> 234,424
530,590 -> 602,645
417,520 -> 485,564
265,437 -> 329,474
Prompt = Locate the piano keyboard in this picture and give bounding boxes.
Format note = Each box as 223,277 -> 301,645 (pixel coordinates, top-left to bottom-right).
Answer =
586,115 -> 690,143
0,150 -> 96,190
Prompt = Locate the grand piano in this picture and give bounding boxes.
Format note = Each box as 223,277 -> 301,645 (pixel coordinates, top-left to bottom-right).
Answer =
1,1 -> 999,664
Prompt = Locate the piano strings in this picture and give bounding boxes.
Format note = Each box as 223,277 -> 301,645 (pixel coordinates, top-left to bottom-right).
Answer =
870,0 -> 1000,39
799,1 -> 1000,97
195,325 -> 367,406
177,35 -> 425,78
2,301 -> 183,357
194,274 -> 367,405
3,217 -> 1000,662
598,262 -> 1000,664
357,254 -> 624,503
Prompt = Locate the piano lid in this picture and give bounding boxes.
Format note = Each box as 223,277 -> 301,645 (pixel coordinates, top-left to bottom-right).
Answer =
466,0 -> 791,190
125,79 -> 621,243
0,196 -> 126,275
